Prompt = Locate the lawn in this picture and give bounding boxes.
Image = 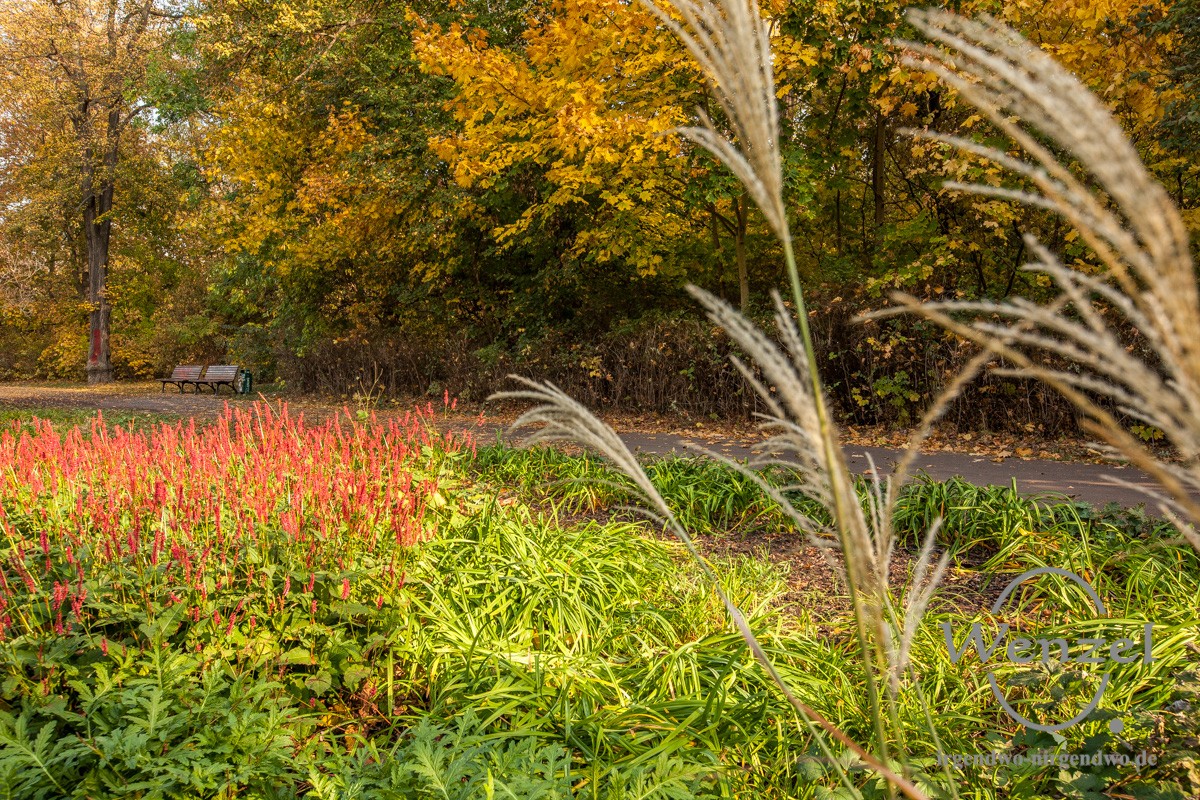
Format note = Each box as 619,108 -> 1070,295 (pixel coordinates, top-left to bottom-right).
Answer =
0,407 -> 180,435
0,405 -> 1196,799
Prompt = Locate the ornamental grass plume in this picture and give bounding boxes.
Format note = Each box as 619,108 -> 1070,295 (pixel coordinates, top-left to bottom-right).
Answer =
494,1 -> 957,797
639,0 -> 789,247
881,10 -> 1200,541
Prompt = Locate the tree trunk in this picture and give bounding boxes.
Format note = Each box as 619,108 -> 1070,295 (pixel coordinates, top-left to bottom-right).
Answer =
709,198 -> 750,310
871,114 -> 886,234
735,196 -> 749,312
83,110 -> 119,385
83,187 -> 113,384
835,188 -> 843,255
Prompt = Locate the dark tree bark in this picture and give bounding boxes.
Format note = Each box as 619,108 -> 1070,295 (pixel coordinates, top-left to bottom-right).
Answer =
734,195 -> 749,312
710,196 -> 751,312
82,170 -> 114,383
871,114 -> 887,234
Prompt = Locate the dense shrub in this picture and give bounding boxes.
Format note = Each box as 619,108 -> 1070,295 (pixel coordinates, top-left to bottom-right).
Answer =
267,296 -> 1085,433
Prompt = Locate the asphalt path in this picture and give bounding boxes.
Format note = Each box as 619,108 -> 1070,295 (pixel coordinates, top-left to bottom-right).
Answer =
610,431 -> 1166,510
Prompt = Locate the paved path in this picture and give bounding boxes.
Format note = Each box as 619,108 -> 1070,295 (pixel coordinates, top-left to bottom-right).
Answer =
614,432 -> 1165,510
0,383 -> 1170,509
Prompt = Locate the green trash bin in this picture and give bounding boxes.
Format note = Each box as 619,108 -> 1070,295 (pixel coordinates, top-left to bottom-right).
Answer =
239,370 -> 253,395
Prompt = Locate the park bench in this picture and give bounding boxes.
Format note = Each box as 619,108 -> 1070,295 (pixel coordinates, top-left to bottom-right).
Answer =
196,364 -> 242,395
160,365 -> 203,393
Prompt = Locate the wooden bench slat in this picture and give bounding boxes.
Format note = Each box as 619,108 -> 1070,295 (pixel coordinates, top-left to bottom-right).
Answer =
161,364 -> 204,393
195,365 -> 241,395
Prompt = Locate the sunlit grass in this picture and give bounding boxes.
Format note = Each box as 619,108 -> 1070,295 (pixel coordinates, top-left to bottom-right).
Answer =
0,406 -> 179,433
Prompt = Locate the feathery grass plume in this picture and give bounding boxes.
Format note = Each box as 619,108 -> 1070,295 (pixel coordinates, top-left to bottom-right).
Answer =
639,0 -> 789,248
885,9 -> 1200,529
635,0 -> 929,662
492,1 -> 962,796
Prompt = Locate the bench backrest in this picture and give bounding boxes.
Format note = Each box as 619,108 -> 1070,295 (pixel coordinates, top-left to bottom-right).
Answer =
171,365 -> 203,380
202,365 -> 240,382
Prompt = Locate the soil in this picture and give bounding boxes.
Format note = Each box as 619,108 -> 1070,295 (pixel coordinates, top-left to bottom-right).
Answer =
702,529 -> 1004,625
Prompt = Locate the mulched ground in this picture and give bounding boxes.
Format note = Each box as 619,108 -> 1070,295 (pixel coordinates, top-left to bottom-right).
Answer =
703,529 -> 1003,625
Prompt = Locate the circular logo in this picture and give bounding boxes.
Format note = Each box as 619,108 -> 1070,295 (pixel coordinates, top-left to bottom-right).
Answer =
986,566 -> 1110,733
